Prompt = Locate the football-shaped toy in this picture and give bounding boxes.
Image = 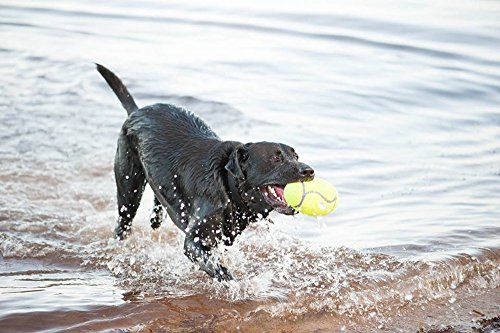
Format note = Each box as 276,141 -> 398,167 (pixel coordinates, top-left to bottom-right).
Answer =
283,178 -> 338,216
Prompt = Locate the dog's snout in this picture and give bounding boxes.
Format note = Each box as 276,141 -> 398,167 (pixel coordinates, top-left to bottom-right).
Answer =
298,164 -> 315,179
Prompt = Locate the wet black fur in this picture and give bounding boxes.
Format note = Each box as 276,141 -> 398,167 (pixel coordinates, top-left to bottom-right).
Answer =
96,64 -> 314,281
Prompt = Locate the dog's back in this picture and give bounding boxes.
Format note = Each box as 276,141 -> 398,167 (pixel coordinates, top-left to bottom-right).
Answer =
124,103 -> 226,198
97,62 -> 217,139
97,64 -> 231,237
126,103 -> 219,142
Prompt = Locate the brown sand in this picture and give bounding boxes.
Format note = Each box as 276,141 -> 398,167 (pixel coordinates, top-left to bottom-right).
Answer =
124,287 -> 499,333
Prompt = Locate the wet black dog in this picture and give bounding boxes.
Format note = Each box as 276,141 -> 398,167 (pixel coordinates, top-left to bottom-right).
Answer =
96,64 -> 315,281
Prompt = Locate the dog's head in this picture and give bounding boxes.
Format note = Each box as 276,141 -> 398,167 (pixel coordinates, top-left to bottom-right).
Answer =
225,142 -> 314,215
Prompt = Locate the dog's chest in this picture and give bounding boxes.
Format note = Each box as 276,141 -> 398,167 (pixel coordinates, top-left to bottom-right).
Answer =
221,209 -> 259,245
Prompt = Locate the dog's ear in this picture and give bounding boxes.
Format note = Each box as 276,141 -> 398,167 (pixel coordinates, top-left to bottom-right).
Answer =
225,144 -> 250,180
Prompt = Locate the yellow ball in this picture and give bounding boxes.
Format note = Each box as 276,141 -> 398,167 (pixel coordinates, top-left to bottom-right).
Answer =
284,178 -> 338,216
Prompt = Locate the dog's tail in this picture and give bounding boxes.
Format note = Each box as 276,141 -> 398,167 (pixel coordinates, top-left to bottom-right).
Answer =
96,63 -> 139,115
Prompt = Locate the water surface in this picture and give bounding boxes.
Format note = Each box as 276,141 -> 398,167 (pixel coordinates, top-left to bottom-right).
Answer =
1,0 -> 499,331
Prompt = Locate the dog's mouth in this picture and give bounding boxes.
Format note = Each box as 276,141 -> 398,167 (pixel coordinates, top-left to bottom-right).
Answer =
260,184 -> 296,215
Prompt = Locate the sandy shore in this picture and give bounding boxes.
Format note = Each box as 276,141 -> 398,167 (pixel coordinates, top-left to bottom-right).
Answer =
128,287 -> 499,333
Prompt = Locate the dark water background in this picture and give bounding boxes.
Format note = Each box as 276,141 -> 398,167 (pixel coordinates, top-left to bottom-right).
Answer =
1,0 -> 499,331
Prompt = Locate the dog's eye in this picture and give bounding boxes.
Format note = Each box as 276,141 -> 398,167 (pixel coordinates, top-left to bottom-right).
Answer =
272,153 -> 283,163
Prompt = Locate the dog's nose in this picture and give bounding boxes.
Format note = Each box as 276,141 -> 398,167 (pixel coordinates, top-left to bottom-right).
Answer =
298,164 -> 315,179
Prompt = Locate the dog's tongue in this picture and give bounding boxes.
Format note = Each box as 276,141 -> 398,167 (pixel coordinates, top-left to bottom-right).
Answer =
274,186 -> 284,200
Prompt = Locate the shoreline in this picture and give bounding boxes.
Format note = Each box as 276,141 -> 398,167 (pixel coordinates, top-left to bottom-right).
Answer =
134,287 -> 499,333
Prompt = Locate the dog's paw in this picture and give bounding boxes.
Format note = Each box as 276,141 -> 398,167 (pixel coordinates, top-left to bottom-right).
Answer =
150,205 -> 163,229
150,216 -> 162,229
115,225 -> 130,240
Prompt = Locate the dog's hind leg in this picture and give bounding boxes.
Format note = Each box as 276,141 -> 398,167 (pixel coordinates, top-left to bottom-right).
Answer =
150,196 -> 163,229
114,132 -> 146,240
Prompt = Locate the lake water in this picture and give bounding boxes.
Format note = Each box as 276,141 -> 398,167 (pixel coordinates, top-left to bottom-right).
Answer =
1,0 -> 499,332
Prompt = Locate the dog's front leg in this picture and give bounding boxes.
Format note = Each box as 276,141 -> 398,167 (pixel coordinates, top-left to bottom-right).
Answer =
183,212 -> 233,281
184,237 -> 233,281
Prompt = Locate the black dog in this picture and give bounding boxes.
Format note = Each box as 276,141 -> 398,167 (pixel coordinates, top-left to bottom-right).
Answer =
96,64 -> 314,281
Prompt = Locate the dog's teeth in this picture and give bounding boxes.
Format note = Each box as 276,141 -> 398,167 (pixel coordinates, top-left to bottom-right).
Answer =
268,186 -> 277,198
